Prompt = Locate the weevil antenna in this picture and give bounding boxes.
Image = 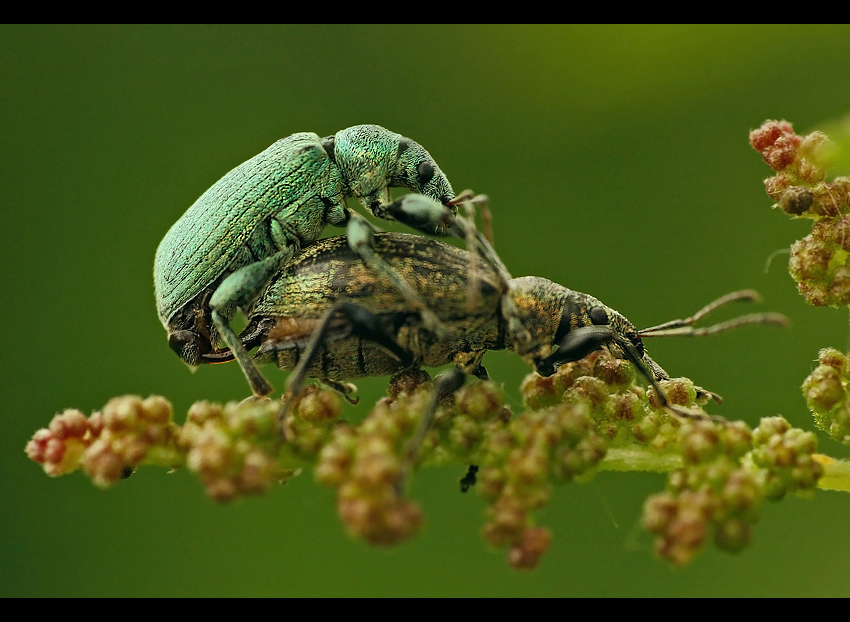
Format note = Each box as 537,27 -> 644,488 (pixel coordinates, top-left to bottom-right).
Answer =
639,290 -> 789,338
396,367 -> 467,495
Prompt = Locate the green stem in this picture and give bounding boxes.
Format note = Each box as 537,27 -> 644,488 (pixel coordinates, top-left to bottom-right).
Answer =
599,446 -> 850,494
815,456 -> 850,492
598,447 -> 683,473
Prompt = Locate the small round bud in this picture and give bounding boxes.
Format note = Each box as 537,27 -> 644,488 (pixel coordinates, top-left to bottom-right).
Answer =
456,381 -> 504,421
796,157 -> 825,185
803,365 -> 845,414
293,386 -> 343,424
764,137 -> 797,171
713,518 -> 752,553
507,526 -> 552,570
749,120 -> 796,153
789,236 -> 832,283
831,266 -> 850,305
818,347 -> 846,370
681,422 -> 722,465
764,174 -> 792,201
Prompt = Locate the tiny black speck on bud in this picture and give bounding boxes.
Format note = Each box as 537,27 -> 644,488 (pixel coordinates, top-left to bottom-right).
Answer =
779,186 -> 814,216
459,464 -> 479,493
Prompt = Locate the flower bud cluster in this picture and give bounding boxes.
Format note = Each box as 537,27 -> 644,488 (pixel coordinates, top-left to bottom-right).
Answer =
522,351 -> 701,450
643,420 -> 761,565
26,395 -> 177,488
478,398 -> 607,569
789,218 -> 850,306
513,351 -> 730,567
802,347 -> 850,444
314,372 -> 429,546
26,408 -> 93,478
642,413 -> 822,566
750,416 -> 823,500
314,370 -> 513,548
180,398 -> 300,502
26,345 -> 830,570
750,119 -> 850,306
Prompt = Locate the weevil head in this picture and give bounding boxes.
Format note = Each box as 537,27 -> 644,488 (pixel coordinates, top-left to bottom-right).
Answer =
389,137 -> 455,208
160,293 -> 221,369
507,276 -> 645,377
331,125 -> 454,215
168,329 -> 211,368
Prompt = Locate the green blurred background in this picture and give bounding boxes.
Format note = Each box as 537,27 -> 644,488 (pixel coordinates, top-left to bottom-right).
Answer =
3,24 -> 850,597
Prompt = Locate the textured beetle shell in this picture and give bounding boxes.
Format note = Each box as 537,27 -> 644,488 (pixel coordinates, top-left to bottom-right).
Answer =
154,132 -> 342,326
249,232 -> 504,379
252,233 -> 499,319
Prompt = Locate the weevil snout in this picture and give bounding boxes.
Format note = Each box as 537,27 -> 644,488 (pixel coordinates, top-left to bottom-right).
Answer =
168,329 -> 213,368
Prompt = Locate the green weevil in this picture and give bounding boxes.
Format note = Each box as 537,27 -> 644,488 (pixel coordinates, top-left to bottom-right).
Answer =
154,124 -> 468,398
202,227 -> 787,488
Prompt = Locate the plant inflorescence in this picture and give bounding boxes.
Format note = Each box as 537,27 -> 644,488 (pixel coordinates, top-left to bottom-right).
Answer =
25,117 -> 850,570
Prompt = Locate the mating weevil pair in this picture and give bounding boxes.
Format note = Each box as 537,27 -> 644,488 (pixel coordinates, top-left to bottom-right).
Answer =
155,125 -> 787,492
154,124 -> 481,399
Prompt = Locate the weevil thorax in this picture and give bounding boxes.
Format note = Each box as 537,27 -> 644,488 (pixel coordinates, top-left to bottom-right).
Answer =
506,276 -> 646,364
331,125 -> 454,213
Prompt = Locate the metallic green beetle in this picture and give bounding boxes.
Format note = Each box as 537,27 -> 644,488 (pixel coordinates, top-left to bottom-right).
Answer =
154,124 -> 461,398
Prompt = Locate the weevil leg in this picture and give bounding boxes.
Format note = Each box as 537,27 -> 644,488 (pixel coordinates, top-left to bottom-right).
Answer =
472,364 -> 489,381
372,193 -> 531,352
452,209 -> 532,353
372,193 -> 458,237
452,348 -> 489,379
318,378 -> 360,405
396,366 -> 467,495
277,299 -> 418,432
609,333 -> 721,421
209,248 -> 295,397
535,325 -> 715,422
458,193 -> 484,312
447,191 -> 493,289
210,249 -> 292,397
449,189 -> 494,246
346,213 -> 448,339
642,353 -> 725,405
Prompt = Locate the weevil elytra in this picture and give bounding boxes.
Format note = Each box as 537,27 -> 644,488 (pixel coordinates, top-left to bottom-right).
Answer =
154,124 -> 470,398
202,227 -> 788,488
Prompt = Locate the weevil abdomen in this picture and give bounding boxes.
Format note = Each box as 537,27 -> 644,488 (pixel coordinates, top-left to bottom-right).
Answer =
154,133 -> 344,327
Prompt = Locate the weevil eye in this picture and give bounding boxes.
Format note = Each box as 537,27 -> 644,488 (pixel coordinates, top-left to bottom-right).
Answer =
589,306 -> 609,325
417,161 -> 435,188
